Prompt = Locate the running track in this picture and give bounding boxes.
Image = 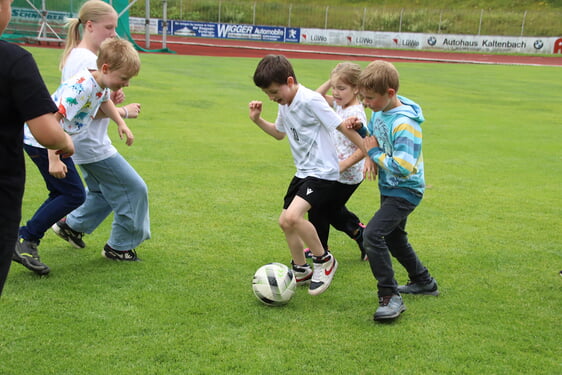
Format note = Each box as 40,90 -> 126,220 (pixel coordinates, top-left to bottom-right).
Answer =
134,35 -> 562,66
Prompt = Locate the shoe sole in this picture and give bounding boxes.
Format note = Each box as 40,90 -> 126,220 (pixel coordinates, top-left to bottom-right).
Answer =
374,305 -> 406,321
101,249 -> 141,262
51,224 -> 85,249
12,257 -> 50,275
308,258 -> 338,296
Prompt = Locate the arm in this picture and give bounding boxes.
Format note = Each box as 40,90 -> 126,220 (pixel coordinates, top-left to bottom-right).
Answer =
100,100 -> 134,146
339,148 -> 365,173
336,121 -> 367,156
26,113 -> 74,158
248,101 -> 285,140
366,122 -> 419,177
315,79 -> 334,107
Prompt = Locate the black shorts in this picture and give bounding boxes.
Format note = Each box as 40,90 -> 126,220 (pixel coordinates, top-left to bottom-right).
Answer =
283,176 -> 338,210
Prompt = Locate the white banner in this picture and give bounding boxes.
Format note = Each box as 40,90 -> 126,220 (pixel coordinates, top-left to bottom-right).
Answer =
301,28 -> 562,55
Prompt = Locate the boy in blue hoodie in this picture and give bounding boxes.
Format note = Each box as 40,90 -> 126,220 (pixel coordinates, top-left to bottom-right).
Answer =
356,60 -> 439,321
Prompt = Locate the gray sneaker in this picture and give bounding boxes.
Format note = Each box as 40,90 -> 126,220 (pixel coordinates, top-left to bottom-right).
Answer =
374,294 -> 406,321
397,277 -> 439,296
12,238 -> 50,275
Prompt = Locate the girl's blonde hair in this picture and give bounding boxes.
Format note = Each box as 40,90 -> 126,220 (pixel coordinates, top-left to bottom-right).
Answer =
330,61 -> 362,88
59,0 -> 117,70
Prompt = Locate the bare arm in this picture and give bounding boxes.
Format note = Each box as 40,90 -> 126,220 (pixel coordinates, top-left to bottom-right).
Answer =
100,100 -> 134,146
26,113 -> 74,158
248,101 -> 285,140
315,79 -> 334,107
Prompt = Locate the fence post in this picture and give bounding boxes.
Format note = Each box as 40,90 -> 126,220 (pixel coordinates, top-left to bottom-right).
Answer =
288,4 -> 292,27
362,7 -> 366,31
145,0 -> 150,48
438,10 -> 442,34
478,9 -> 483,35
253,2 -> 256,25
218,0 -> 221,23
325,6 -> 329,29
521,10 -> 527,37
399,8 -> 404,33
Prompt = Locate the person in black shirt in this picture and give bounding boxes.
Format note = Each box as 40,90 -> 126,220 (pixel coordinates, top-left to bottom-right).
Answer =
0,0 -> 74,296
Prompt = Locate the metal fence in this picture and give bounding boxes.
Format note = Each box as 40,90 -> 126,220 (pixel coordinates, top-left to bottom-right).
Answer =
11,0 -> 562,37
134,1 -> 562,37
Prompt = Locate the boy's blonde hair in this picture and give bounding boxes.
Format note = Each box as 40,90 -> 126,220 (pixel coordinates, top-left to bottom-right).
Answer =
358,60 -> 400,94
330,61 -> 361,88
60,0 -> 117,70
97,38 -> 141,77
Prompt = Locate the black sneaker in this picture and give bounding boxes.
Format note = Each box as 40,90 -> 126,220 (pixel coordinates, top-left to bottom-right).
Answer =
12,238 -> 50,275
397,277 -> 439,296
102,244 -> 140,261
52,219 -> 85,249
374,294 -> 406,321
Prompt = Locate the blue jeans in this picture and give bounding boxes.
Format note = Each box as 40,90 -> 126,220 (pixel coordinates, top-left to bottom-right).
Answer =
19,144 -> 86,243
363,195 -> 430,297
67,153 -> 150,251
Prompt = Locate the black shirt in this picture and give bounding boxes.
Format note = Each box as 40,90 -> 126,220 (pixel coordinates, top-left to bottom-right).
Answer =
0,41 -> 57,222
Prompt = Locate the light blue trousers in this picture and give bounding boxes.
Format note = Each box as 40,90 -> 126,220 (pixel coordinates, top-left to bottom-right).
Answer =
67,153 -> 150,251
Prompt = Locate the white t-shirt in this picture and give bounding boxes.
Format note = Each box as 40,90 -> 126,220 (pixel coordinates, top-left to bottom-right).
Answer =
62,48 -> 117,165
275,85 -> 341,181
24,69 -> 110,148
333,103 -> 367,185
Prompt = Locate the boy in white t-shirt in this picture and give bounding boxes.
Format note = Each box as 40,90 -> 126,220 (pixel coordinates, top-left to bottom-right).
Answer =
248,55 -> 366,296
14,38 -> 140,275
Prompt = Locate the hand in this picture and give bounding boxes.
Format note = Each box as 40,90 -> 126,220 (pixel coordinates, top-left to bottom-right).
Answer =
364,135 -> 379,150
118,123 -> 135,146
123,103 -> 141,119
248,101 -> 263,122
111,89 -> 126,105
49,158 -> 68,179
342,116 -> 363,130
363,158 -> 378,181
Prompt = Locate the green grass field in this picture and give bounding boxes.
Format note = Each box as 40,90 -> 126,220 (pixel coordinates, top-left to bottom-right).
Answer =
1,47 -> 561,374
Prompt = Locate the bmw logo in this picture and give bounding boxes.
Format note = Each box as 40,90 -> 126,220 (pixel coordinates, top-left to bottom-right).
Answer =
427,36 -> 437,46
533,40 -> 544,50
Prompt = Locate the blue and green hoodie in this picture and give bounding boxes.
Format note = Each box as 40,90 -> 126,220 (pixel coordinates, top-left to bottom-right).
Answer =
363,95 -> 425,206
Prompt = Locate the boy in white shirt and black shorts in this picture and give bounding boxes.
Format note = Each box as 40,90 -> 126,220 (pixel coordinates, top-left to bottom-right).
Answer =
248,54 -> 366,296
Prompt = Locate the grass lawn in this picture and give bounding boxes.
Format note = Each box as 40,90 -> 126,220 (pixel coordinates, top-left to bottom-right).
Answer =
0,47 -> 560,374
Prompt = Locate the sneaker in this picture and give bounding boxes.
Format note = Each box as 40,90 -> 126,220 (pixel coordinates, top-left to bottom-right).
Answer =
102,244 -> 140,261
12,238 -> 50,275
291,260 -> 312,285
308,251 -> 338,296
52,219 -> 85,249
374,294 -> 406,321
397,277 -> 439,296
354,223 -> 368,261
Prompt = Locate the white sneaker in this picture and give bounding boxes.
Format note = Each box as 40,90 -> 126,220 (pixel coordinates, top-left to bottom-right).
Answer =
309,252 -> 338,296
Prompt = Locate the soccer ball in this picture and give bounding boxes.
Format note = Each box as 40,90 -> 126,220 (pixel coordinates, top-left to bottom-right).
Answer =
252,262 -> 296,306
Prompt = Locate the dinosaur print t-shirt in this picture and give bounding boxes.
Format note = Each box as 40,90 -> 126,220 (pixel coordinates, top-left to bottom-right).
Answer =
24,69 -> 110,148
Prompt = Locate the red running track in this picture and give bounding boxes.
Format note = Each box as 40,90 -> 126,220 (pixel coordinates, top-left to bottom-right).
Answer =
134,35 -> 562,66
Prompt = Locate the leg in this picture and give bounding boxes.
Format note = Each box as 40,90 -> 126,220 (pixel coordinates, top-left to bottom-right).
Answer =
72,154 -> 150,251
364,196 -> 417,297
0,219 -> 18,296
20,145 -> 85,242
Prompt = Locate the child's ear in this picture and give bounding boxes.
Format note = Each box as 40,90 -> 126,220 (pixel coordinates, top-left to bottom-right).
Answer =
101,63 -> 110,73
387,88 -> 397,98
286,76 -> 295,86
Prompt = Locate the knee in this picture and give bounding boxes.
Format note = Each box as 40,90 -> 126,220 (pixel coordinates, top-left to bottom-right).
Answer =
278,213 -> 298,232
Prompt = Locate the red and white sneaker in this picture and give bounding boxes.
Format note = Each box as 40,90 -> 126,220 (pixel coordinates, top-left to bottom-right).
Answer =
291,261 -> 312,285
309,251 -> 338,296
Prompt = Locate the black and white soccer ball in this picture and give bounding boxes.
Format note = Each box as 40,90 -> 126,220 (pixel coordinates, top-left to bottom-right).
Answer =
252,262 -> 296,306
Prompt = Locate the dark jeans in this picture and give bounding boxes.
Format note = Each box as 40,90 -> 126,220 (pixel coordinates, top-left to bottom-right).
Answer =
0,218 -> 18,296
20,144 -> 86,243
308,181 -> 362,250
364,195 -> 430,297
